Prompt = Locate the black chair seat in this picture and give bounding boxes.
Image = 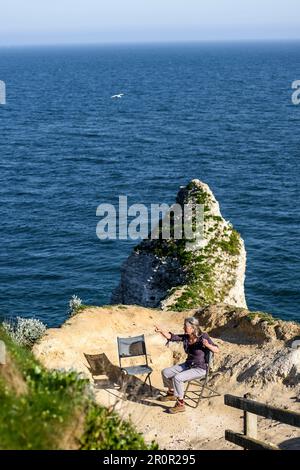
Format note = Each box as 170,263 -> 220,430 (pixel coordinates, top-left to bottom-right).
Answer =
121,365 -> 152,376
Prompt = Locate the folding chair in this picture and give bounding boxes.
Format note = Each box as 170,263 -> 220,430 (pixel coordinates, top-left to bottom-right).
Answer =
184,351 -> 221,408
117,334 -> 153,395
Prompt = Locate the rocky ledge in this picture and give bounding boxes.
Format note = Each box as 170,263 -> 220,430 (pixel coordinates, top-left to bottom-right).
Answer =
32,304 -> 300,450
33,303 -> 300,393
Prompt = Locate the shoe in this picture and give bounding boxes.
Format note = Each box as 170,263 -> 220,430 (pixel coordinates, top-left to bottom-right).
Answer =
158,393 -> 177,402
168,400 -> 186,413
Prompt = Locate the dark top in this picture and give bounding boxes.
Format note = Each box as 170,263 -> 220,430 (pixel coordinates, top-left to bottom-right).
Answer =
168,332 -> 216,371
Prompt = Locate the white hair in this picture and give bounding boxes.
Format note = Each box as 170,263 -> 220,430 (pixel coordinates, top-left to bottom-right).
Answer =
184,317 -> 201,337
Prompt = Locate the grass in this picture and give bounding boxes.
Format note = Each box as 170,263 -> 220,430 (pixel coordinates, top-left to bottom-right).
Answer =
0,327 -> 158,450
69,304 -> 95,315
217,228 -> 241,256
80,403 -> 158,450
0,329 -> 86,450
246,311 -> 276,325
169,282 -> 216,311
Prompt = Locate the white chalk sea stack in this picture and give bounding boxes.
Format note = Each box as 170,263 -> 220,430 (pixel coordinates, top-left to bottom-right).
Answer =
111,179 -> 247,311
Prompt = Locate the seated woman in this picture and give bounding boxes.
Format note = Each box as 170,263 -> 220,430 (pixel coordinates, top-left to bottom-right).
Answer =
154,316 -> 219,413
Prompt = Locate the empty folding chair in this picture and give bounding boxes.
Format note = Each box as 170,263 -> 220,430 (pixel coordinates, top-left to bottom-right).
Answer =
117,334 -> 153,396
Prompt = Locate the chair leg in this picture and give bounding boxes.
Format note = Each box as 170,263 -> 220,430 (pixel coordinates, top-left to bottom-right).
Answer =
196,384 -> 221,406
200,379 -> 207,398
121,372 -> 129,397
142,373 -> 152,394
147,374 -> 153,395
203,385 -> 221,397
184,378 -> 200,403
196,381 -> 207,407
121,373 -> 154,398
185,378 -> 221,408
185,380 -> 191,397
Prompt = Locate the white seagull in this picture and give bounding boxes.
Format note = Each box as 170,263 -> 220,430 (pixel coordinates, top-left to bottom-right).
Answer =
111,93 -> 124,99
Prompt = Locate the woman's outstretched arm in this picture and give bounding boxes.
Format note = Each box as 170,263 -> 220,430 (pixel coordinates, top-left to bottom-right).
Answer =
154,325 -> 172,340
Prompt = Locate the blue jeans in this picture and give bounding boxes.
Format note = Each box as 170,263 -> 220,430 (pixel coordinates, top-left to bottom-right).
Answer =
162,362 -> 206,399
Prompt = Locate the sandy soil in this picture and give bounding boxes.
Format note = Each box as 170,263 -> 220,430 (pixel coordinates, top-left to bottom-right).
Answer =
93,370 -> 300,450
33,305 -> 300,450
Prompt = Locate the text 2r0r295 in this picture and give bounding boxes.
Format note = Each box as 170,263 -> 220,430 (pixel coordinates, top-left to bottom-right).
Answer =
147,454 -> 196,465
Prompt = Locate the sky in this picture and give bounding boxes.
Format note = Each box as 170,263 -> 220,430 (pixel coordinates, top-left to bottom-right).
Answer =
0,0 -> 300,46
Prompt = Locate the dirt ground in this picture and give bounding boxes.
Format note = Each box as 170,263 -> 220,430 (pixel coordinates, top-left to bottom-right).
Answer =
93,370 -> 300,450
33,305 -> 300,450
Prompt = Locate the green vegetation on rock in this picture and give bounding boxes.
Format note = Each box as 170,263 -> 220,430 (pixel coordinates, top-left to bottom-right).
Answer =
246,311 -> 276,325
217,228 -> 241,256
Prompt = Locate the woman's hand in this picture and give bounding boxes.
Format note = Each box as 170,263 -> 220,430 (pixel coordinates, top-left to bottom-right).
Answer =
203,338 -> 219,353
154,325 -> 171,340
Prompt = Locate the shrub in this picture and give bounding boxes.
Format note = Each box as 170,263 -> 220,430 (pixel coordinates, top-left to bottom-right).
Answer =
80,403 -> 158,450
68,295 -> 83,316
2,317 -> 46,348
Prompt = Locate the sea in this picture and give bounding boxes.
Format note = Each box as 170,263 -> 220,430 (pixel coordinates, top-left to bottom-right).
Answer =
0,41 -> 299,327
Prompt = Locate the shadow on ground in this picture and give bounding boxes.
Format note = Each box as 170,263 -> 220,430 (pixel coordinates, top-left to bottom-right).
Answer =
278,437 -> 300,450
84,352 -> 172,410
83,352 -> 221,413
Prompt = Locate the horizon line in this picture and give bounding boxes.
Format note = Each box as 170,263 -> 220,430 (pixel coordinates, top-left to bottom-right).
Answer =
1,37 -> 300,49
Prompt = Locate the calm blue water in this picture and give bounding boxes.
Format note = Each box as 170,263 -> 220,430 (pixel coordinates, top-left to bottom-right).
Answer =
0,42 -> 299,327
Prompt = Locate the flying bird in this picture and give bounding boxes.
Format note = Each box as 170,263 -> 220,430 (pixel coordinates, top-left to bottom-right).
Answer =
111,93 -> 124,99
